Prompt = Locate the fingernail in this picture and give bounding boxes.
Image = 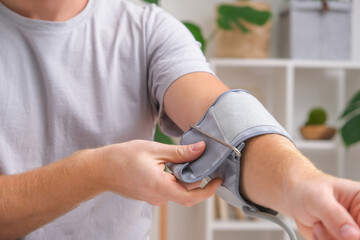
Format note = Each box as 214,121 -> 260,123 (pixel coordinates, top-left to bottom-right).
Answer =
340,225 -> 360,239
191,142 -> 203,151
312,232 -> 318,240
313,225 -> 321,240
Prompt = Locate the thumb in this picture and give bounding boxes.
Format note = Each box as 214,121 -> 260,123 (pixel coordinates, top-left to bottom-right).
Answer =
315,197 -> 360,240
156,141 -> 206,163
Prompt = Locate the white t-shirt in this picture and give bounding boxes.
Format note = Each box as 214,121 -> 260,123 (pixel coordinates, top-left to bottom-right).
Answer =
0,0 -> 213,239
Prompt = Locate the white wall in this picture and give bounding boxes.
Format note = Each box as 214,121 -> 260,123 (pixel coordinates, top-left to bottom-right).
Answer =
352,0 -> 360,61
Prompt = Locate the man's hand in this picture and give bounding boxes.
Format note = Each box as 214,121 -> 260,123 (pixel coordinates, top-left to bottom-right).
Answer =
287,173 -> 360,240
240,134 -> 360,240
97,140 -> 222,207
0,139 -> 221,239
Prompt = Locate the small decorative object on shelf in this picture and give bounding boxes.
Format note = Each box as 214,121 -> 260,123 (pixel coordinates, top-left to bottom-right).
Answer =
279,0 -> 352,60
300,107 -> 336,140
339,89 -> 360,147
215,0 -> 272,58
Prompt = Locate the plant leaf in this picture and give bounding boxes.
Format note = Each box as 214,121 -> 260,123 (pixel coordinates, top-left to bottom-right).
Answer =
142,0 -> 159,5
341,102 -> 360,119
154,124 -> 173,145
341,114 -> 360,147
217,18 -> 232,30
217,5 -> 271,33
154,124 -> 172,172
183,22 -> 206,53
340,90 -> 360,118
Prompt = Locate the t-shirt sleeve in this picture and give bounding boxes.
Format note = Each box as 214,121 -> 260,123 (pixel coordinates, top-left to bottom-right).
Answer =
144,4 -> 214,137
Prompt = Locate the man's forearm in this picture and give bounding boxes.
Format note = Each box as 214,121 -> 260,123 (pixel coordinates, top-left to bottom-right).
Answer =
163,72 -> 322,216
164,72 -> 360,239
0,149 -> 104,240
240,134 -> 321,216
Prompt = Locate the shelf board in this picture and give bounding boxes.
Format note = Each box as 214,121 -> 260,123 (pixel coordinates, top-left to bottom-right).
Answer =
210,58 -> 289,68
211,219 -> 297,232
210,58 -> 360,70
295,140 -> 338,150
291,60 -> 360,69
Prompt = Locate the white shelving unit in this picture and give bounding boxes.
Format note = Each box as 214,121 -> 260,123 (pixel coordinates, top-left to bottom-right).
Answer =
205,58 -> 360,240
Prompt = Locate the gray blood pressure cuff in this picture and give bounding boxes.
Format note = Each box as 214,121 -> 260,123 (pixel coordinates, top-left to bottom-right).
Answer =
167,89 -> 297,240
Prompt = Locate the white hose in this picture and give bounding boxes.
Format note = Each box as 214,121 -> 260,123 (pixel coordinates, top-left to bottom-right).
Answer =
242,206 -> 297,240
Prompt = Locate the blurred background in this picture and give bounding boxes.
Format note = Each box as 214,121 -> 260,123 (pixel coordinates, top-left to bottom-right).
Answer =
128,1 -> 360,239
130,0 -> 359,60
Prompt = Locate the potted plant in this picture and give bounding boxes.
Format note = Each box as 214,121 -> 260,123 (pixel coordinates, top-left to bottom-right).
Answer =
215,0 -> 272,58
300,107 -> 336,140
339,89 -> 360,147
142,0 -> 272,57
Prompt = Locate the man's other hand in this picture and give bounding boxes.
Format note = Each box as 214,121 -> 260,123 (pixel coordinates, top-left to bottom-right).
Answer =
95,140 -> 222,207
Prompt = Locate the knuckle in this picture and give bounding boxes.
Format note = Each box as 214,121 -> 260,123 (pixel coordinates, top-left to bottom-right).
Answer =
149,197 -> 166,206
175,146 -> 184,160
205,191 -> 213,199
183,199 -> 196,207
176,146 -> 183,159
323,205 -> 341,220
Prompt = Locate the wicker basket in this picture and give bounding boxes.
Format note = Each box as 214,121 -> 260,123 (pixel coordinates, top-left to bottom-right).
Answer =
215,2 -> 272,58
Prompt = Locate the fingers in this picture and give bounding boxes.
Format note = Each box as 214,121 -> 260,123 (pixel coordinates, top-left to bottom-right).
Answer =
313,222 -> 335,240
296,221 -> 314,240
314,197 -> 360,240
153,141 -> 206,163
163,177 -> 222,207
179,179 -> 203,191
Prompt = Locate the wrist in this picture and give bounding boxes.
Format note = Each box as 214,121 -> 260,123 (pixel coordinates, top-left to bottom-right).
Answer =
85,143 -> 130,194
241,134 -> 322,215
281,156 -> 325,216
69,148 -> 108,194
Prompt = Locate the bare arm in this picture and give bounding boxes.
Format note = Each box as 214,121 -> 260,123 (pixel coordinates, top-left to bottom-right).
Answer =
163,72 -> 305,212
164,72 -> 360,240
0,140 -> 220,239
0,150 -> 103,239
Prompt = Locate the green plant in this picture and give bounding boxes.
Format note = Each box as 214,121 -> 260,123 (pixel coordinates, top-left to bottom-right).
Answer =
339,90 -> 360,147
154,124 -> 173,172
305,107 -> 327,125
217,4 -> 271,33
143,0 -> 159,4
154,124 -> 174,145
182,22 -> 206,53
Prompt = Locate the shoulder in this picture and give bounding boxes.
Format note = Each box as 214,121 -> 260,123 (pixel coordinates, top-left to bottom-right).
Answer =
94,0 -> 166,27
93,0 -> 190,44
